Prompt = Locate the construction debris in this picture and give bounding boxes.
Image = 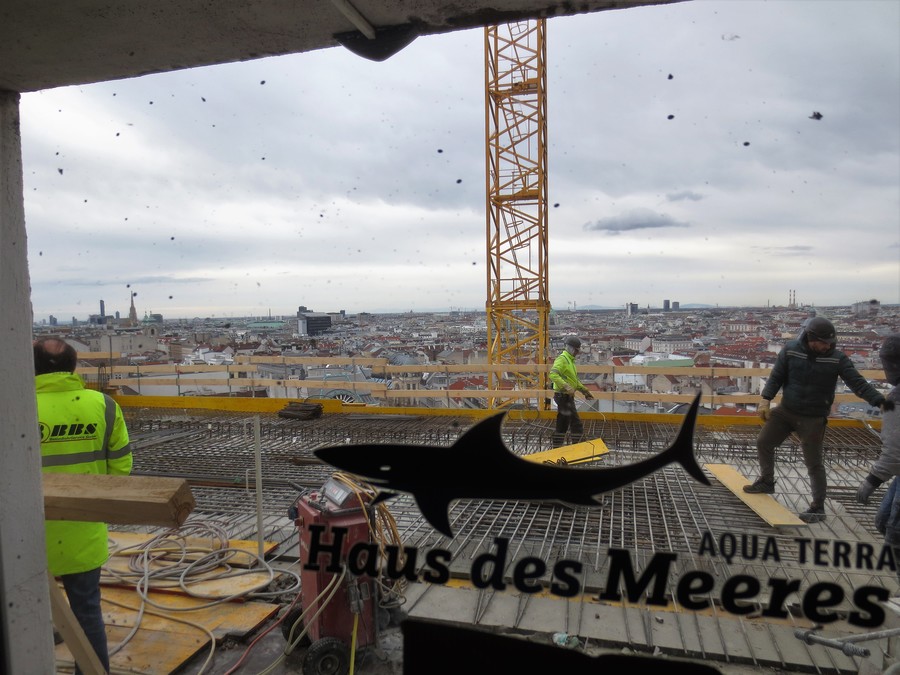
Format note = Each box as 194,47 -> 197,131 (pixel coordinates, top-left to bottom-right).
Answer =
277,401 -> 324,420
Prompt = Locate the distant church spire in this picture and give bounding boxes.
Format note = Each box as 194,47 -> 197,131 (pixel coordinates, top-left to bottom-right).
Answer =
128,292 -> 138,325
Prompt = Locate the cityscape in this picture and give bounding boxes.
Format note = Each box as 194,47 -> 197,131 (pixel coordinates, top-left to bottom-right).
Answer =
34,296 -> 896,417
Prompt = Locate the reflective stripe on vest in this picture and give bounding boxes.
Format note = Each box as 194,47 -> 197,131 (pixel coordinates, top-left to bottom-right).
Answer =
40,393 -> 129,468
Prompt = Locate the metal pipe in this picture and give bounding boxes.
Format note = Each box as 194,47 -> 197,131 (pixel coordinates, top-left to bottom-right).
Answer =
793,629 -> 870,657
838,626 -> 900,643
254,415 -> 264,558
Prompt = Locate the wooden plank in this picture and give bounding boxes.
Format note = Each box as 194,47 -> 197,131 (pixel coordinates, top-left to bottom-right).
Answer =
524,438 -> 610,465
705,463 -> 805,527
43,474 -> 195,527
48,573 -> 106,675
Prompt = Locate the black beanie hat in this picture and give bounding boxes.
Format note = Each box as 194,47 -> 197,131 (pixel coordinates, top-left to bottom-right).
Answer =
880,334 -> 900,386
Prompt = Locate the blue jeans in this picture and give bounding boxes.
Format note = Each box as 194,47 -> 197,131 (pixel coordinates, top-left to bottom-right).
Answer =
876,478 -> 900,584
61,568 -> 109,675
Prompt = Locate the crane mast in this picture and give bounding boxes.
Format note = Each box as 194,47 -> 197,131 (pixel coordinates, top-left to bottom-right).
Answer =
484,20 -> 550,409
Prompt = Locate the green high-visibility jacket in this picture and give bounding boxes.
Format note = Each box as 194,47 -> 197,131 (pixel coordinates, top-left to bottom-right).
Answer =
37,372 -> 132,575
549,350 -> 586,394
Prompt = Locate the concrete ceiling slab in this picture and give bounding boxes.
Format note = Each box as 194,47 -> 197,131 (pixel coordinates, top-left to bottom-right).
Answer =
1,0 -> 681,92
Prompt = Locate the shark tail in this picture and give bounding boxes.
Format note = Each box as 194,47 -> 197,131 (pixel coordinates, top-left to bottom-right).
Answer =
668,393 -> 711,486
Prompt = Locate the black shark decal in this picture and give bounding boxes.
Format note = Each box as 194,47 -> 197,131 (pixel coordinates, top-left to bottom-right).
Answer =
315,393 -> 709,537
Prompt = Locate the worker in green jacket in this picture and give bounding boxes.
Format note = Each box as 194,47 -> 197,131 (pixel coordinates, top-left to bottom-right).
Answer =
35,337 -> 132,674
549,336 -> 594,447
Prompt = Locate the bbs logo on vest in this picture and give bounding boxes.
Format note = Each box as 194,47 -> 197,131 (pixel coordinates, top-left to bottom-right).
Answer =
40,421 -> 99,443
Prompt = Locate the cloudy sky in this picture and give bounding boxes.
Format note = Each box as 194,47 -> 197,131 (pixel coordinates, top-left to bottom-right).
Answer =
20,0 -> 900,322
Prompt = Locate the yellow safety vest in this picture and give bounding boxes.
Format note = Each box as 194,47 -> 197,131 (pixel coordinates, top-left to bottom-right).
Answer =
37,372 -> 132,575
549,350 -> 584,393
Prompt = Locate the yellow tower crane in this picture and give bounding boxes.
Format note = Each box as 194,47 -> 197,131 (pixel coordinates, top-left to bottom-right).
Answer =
484,20 -> 550,409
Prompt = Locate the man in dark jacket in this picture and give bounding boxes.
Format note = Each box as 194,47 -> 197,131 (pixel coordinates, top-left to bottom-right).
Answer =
744,318 -> 893,523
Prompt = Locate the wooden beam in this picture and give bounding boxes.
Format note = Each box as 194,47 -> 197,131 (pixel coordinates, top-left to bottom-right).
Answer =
43,474 -> 195,527
705,463 -> 805,527
48,572 -> 106,675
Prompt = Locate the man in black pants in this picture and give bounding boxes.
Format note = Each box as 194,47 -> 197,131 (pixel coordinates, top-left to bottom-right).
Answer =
549,336 -> 594,447
744,318 -> 893,523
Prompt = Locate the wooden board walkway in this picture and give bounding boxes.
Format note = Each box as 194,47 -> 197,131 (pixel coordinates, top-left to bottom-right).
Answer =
525,438 -> 610,466
705,463 -> 806,527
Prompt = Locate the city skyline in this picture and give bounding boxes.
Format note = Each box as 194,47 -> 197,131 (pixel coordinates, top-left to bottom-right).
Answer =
37,297 -> 892,325
20,1 -> 899,319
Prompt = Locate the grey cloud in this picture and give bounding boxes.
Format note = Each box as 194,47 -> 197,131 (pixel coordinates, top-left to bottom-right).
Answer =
666,191 -> 703,202
582,209 -> 690,235
33,276 -> 211,288
752,245 -> 814,256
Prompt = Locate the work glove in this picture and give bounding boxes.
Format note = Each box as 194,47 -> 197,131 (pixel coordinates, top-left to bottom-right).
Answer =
856,474 -> 882,505
757,398 -> 771,422
882,400 -> 896,412
582,390 -> 594,400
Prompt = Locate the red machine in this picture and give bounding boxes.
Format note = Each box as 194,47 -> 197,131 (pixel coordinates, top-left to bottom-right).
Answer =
286,478 -> 378,675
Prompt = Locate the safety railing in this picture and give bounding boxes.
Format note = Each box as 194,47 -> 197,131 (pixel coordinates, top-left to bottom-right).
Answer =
80,353 -> 889,417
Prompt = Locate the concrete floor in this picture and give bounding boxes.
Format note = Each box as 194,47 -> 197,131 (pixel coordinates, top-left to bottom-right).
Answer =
115,409 -> 898,674
173,609 -> 814,675
172,580 -> 900,675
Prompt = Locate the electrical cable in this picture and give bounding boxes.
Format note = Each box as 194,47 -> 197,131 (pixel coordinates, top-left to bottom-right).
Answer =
331,472 -> 409,608
97,478 -> 402,673
251,566 -> 348,675
349,611 -> 359,674
99,521 -> 301,671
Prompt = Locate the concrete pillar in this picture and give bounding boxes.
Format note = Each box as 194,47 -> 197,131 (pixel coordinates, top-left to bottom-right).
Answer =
0,89 -> 55,673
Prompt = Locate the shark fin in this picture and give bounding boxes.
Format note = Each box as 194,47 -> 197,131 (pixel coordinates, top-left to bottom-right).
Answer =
414,495 -> 455,538
455,412 -> 509,453
671,393 -> 710,485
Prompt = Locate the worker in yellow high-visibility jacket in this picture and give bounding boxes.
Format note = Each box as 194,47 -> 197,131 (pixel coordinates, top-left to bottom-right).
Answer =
35,337 -> 132,675
548,336 -> 594,447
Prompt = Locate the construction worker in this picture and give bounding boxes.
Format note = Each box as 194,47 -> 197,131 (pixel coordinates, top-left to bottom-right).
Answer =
856,335 -> 900,579
549,335 -> 594,447
743,318 -> 892,523
35,337 -> 133,674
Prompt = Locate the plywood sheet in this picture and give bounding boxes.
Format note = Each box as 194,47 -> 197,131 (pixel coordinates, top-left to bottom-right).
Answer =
705,463 -> 805,527
525,438 -> 610,466
55,579 -> 280,674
